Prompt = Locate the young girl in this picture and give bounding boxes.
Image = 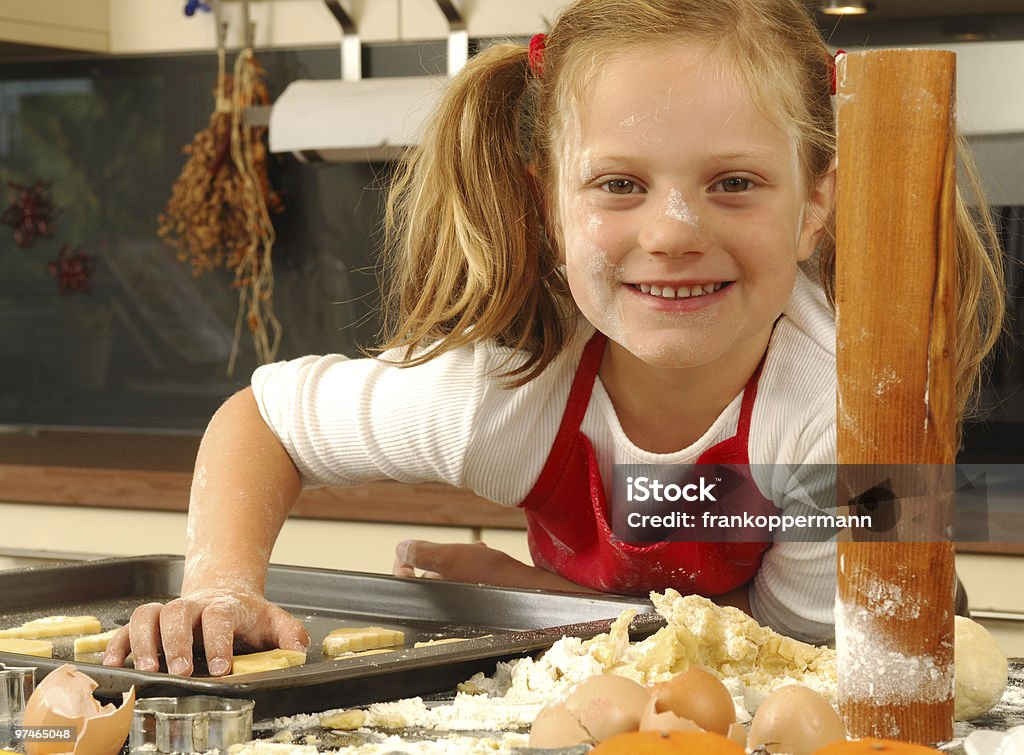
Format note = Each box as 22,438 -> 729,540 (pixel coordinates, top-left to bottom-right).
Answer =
105,0 -> 1004,677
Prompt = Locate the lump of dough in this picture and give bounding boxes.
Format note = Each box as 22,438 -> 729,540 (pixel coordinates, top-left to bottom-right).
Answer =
954,615 -> 1008,721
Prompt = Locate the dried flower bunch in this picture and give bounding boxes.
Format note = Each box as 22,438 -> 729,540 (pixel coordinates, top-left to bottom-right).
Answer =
158,46 -> 283,372
2,180 -> 57,249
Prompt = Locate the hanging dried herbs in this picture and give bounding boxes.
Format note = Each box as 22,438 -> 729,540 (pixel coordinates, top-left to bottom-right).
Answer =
158,45 -> 283,374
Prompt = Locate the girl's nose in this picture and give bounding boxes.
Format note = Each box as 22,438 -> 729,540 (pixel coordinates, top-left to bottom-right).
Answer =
638,190 -> 703,257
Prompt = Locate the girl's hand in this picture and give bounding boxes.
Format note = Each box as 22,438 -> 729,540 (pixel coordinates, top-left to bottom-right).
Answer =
393,539 -> 596,593
102,589 -> 309,677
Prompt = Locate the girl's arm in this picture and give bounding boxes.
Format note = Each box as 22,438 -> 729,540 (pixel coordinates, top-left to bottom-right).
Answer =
393,540 -> 598,593
103,387 -> 309,676
394,540 -> 753,612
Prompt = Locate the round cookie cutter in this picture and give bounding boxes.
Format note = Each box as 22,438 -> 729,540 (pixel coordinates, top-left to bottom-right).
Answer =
130,696 -> 254,755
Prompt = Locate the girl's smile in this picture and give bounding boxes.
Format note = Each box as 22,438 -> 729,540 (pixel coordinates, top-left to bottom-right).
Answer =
625,280 -> 731,310
557,44 -> 833,382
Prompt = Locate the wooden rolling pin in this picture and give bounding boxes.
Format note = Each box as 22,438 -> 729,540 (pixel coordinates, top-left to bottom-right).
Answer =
835,49 -> 958,744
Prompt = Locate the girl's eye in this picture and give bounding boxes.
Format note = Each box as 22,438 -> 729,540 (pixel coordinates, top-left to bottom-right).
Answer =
716,177 -> 753,193
601,179 -> 640,195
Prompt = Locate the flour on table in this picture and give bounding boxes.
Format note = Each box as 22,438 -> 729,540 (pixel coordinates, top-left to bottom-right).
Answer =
242,590 -> 837,754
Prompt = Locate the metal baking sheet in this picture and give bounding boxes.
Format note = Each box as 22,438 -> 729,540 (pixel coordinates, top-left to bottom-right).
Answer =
0,555 -> 663,718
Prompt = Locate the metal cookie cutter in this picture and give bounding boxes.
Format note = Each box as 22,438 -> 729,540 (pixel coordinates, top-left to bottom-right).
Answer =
1,663 -> 37,750
130,696 -> 254,755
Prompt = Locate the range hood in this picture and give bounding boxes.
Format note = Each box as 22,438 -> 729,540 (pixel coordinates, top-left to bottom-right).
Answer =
268,0 -> 467,163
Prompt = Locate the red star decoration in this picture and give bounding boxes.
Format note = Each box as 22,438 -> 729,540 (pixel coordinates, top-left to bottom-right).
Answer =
1,180 -> 57,249
47,244 -> 95,294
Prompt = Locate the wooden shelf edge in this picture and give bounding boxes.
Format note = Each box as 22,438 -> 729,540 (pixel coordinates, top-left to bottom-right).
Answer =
0,463 -> 528,530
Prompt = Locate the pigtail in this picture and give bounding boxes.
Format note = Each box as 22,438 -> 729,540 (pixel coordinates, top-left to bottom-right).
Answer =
817,135 -> 1007,445
951,134 -> 1006,431
378,43 -> 573,385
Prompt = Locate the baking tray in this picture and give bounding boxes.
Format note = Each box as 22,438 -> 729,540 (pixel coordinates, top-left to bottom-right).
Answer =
0,555 -> 663,719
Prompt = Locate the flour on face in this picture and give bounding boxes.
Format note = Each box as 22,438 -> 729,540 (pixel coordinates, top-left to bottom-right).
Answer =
666,189 -> 697,227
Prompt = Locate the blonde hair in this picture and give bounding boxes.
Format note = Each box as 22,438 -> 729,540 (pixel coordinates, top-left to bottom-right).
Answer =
379,0 -> 1005,434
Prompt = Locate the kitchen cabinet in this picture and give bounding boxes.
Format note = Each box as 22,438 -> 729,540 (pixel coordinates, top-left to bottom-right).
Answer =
399,0 -> 557,41
480,528 -> 531,565
956,552 -> 1024,657
14,0 -> 565,56
0,0 -> 109,53
108,0 -> 400,55
0,501 -> 474,575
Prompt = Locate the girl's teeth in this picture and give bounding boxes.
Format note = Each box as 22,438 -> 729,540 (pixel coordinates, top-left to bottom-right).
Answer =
635,282 -> 723,299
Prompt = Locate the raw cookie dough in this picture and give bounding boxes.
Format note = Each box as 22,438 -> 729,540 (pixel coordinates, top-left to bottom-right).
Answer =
0,638 -> 53,657
229,648 -> 307,676
73,628 -> 120,654
0,615 -> 101,639
413,635 -> 492,648
322,626 -> 404,656
954,615 -> 1008,721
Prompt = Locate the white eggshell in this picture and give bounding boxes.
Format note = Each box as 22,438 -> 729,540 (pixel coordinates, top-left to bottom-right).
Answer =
563,675 -> 651,743
747,684 -> 846,755
22,664 -> 135,755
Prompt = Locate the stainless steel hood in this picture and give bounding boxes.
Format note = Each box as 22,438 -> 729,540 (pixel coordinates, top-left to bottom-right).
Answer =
268,75 -> 449,162
267,0 -> 467,163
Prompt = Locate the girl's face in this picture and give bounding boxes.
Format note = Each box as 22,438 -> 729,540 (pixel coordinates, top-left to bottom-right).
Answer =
556,44 -> 833,371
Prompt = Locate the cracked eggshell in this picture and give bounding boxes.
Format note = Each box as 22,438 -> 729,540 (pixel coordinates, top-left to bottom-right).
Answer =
638,694 -> 704,734
528,674 -> 652,746
646,666 -> 736,736
747,684 -> 845,755
564,674 -> 652,743
22,664 -> 135,755
528,700 -> 593,748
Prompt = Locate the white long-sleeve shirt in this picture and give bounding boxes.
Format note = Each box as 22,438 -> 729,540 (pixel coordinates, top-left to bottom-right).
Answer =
253,265 -> 838,643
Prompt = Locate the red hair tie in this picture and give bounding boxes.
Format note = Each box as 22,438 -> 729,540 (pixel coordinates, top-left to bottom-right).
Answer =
830,49 -> 847,95
528,33 -> 546,77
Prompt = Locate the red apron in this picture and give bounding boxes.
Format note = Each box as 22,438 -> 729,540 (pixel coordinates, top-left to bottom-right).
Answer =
520,332 -> 777,595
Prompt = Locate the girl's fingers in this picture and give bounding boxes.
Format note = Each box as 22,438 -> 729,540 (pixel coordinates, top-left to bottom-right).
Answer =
396,540 -> 445,571
393,558 -> 417,577
158,599 -> 201,676
126,602 -> 166,672
265,605 -> 310,653
393,540 -> 495,581
101,625 -> 132,667
200,599 -> 243,676
393,539 -> 420,577
103,595 -> 307,677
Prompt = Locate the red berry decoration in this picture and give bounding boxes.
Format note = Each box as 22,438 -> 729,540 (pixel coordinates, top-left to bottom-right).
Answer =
1,180 -> 58,248
47,244 -> 95,294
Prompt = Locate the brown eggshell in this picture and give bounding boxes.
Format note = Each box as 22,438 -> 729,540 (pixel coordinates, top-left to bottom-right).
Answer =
528,701 -> 592,748
563,674 -> 651,743
22,664 -> 135,755
747,684 -> 846,755
649,665 -> 736,736
638,694 -> 704,734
